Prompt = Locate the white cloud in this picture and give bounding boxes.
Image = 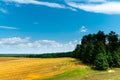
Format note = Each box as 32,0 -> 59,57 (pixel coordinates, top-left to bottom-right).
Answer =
66,1 -> 120,14
0,8 -> 7,13
0,26 -> 18,30
0,37 -> 79,53
66,0 -> 106,3
3,0 -> 77,11
80,26 -> 87,32
0,37 -> 29,44
88,0 -> 106,3
4,0 -> 66,8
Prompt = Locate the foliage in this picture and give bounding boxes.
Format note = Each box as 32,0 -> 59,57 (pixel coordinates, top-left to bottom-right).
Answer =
74,31 -> 120,70
94,53 -> 109,70
0,52 -> 73,58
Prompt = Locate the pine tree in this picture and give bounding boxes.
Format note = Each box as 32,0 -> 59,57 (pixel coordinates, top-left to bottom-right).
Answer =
94,53 -> 109,70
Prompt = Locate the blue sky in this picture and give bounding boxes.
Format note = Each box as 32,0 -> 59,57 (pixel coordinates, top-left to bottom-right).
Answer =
0,0 -> 120,53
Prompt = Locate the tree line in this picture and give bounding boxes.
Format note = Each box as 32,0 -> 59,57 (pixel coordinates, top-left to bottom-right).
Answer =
73,31 -> 120,70
0,52 -> 73,58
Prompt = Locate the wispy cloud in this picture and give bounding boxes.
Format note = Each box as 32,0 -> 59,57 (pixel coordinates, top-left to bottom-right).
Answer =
80,26 -> 87,32
0,26 -> 18,30
0,37 -> 29,44
88,0 -> 106,3
0,37 -> 79,53
4,0 -> 66,9
66,0 -> 120,14
3,0 -> 77,11
0,8 -> 7,13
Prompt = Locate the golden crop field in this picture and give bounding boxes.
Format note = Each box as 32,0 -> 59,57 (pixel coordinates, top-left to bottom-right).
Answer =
0,57 -> 86,80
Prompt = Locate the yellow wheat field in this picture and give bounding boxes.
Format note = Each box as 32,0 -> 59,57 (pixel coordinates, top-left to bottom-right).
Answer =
0,57 -> 86,80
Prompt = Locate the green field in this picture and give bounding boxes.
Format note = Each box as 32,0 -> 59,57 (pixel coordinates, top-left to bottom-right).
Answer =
0,57 -> 120,80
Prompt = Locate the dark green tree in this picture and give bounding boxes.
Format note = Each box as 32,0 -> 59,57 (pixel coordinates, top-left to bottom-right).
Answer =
73,44 -> 81,58
107,31 -> 119,53
73,30 -> 120,70
96,31 -> 106,44
107,52 -> 114,67
112,48 -> 120,67
94,53 -> 109,70
94,42 -> 106,55
82,42 -> 94,63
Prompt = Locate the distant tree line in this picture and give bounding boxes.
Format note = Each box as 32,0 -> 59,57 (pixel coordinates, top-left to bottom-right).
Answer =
0,52 -> 73,58
73,31 -> 120,70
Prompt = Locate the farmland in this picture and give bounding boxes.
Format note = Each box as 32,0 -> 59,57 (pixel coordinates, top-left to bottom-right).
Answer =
0,57 -> 120,80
